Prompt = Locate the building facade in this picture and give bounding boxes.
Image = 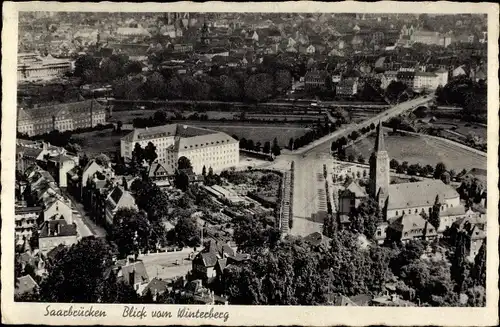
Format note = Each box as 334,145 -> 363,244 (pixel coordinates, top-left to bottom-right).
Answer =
121,124 -> 239,175
18,53 -> 72,82
17,99 -> 107,136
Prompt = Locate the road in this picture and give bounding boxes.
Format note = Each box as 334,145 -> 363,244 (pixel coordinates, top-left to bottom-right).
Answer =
281,96 -> 436,236
294,95 -> 435,157
63,190 -> 107,238
138,250 -> 196,281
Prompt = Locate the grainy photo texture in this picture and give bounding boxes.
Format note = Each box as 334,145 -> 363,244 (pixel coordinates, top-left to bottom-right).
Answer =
2,2 -> 499,326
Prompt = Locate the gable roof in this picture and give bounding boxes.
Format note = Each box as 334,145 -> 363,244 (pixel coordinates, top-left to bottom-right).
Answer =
39,219 -> 77,238
341,181 -> 368,198
142,277 -> 169,296
120,261 -> 149,285
389,213 -> 437,240
15,275 -> 39,295
18,100 -> 105,121
388,180 -> 459,210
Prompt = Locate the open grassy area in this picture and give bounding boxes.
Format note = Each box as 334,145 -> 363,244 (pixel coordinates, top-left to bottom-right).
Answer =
431,119 -> 487,140
74,128 -> 128,157
346,133 -> 486,172
187,122 -> 311,147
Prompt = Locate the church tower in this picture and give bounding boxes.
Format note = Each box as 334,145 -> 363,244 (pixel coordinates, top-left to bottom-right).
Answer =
369,121 -> 390,210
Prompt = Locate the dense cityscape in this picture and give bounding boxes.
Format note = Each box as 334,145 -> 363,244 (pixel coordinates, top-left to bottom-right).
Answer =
14,12 -> 487,307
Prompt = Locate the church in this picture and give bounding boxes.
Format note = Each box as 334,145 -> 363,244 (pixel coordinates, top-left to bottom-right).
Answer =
338,121 -> 475,244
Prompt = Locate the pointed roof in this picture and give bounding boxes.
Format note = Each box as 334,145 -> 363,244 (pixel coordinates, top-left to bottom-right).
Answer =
375,121 -> 385,152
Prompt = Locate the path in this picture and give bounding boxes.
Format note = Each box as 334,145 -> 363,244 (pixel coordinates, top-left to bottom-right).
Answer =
63,190 -> 107,238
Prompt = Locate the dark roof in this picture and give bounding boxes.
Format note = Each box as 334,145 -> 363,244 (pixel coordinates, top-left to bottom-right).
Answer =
46,243 -> 67,261
142,277 -> 169,296
39,219 -> 77,238
120,261 -> 149,285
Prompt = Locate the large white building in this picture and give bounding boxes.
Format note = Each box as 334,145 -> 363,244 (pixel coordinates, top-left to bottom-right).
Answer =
18,53 -> 72,82
121,124 -> 239,175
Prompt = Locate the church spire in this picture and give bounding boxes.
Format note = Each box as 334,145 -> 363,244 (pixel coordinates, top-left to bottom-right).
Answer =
375,121 -> 385,152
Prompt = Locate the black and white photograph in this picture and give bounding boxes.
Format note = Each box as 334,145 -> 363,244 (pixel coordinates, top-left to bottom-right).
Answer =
2,2 -> 498,326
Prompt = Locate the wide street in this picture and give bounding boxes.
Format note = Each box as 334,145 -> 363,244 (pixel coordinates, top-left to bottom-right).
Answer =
138,249 -> 197,281
283,96 -> 435,236
63,190 -> 107,239
295,95 -> 435,157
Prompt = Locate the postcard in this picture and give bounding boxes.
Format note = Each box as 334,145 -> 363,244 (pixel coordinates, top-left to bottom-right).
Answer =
2,1 -> 499,326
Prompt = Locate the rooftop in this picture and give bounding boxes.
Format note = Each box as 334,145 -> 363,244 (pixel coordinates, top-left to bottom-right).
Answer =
388,180 -> 459,210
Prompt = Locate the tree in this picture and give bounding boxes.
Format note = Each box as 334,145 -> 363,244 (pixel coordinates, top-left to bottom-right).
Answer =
469,241 -> 486,288
116,121 -> 123,132
429,195 -> 441,230
289,138 -> 294,150
271,138 -> 281,156
389,117 -> 402,133
132,143 -> 145,166
357,155 -> 365,164
177,156 -> 192,170
244,73 -> 274,102
434,162 -> 447,179
390,159 -> 399,169
239,138 -> 248,150
39,237 -> 118,303
386,81 -> 408,102
144,142 -> 158,166
152,110 -> 168,125
95,153 -> 111,167
219,75 -> 242,101
165,76 -> 183,99
202,165 -> 207,177
233,214 -> 280,253
349,198 -> 380,240
263,141 -> 271,154
125,61 -> 143,75
222,238 -> 328,305
247,139 -> 255,151
274,69 -> 292,93
451,231 -> 470,293
173,215 -> 200,247
110,208 -> 152,259
174,170 -> 190,191
347,154 -> 355,162
350,130 -> 360,141
370,123 -> 375,130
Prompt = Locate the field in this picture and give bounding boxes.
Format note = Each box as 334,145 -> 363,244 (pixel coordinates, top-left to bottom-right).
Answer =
74,128 -> 127,156
430,119 -> 487,140
187,122 -> 311,147
345,133 -> 486,171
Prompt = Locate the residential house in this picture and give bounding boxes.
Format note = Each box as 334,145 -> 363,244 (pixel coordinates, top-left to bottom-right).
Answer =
304,70 -> 328,90
38,219 -> 78,254
15,206 -> 42,245
336,78 -> 358,97
306,44 -> 316,55
15,275 -> 39,297
180,279 -> 228,305
338,181 -> 368,227
396,70 -> 415,88
192,240 -> 249,283
142,278 -> 170,300
385,213 -> 438,244
117,260 -> 150,294
46,153 -> 78,188
104,186 -> 138,226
